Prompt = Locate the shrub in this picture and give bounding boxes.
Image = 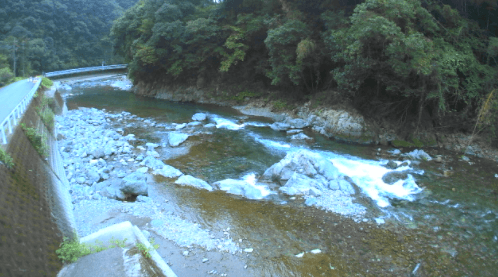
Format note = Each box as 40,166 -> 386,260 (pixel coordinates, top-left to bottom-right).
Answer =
136,238 -> 159,259
36,96 -> 55,130
0,148 -> 14,169
56,236 -> 128,263
21,123 -> 48,157
41,77 -> 53,88
56,237 -> 92,263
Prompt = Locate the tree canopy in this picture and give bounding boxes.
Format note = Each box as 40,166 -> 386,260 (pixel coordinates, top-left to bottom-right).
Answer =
0,0 -> 139,77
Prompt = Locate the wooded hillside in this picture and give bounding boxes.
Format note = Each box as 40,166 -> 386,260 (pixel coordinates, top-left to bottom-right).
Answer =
0,0 -> 138,80
112,0 -> 498,139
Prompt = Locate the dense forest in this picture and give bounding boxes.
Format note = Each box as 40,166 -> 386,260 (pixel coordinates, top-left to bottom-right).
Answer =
0,0 -> 138,83
112,0 -> 498,139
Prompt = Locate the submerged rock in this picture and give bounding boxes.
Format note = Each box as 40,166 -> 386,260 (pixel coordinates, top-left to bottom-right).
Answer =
168,132 -> 189,147
212,179 -> 264,199
175,175 -> 213,191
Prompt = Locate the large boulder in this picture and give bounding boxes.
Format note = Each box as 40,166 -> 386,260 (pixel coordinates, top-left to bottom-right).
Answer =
382,170 -> 410,185
192,113 -> 207,121
284,118 -> 309,129
175,175 -> 212,191
90,147 -> 105,159
262,150 -> 340,185
279,173 -> 323,196
120,172 -> 149,196
93,179 -> 127,200
140,156 -> 166,170
212,179 -> 264,199
168,132 -> 189,147
153,165 -> 183,178
270,122 -> 291,131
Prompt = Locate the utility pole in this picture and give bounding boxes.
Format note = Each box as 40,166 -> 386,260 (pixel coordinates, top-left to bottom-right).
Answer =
12,38 -> 17,77
22,41 -> 25,77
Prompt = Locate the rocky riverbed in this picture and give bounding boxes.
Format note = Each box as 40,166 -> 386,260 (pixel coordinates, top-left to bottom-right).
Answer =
53,75 -> 498,276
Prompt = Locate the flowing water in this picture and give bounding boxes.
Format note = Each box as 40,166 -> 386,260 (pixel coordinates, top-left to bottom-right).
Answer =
63,80 -> 498,276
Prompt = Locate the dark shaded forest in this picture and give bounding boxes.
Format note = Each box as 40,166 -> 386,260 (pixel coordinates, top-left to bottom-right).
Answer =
0,0 -> 138,82
112,0 -> 498,139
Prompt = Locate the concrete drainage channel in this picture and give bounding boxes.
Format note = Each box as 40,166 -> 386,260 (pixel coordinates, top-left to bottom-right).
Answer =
57,221 -> 177,277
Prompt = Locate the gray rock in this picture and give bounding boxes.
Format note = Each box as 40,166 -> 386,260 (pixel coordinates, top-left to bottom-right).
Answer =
76,177 -> 86,184
85,167 -> 101,184
146,143 -> 159,150
279,173 -> 323,196
403,149 -> 432,161
120,172 -> 149,196
192,113 -> 207,121
285,118 -> 309,129
140,156 -> 166,170
212,179 -> 264,199
385,161 -> 398,169
146,150 -> 160,157
90,147 -> 105,159
382,171 -> 410,185
290,133 -> 313,141
286,129 -> 303,135
304,197 -> 318,206
175,175 -> 213,191
174,123 -> 187,130
168,132 -> 189,147
188,121 -> 203,127
263,150 -> 340,185
153,165 -> 183,178
270,122 -> 291,131
328,178 -> 356,195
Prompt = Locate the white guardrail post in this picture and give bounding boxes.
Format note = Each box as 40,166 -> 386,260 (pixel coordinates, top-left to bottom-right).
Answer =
1,77 -> 42,144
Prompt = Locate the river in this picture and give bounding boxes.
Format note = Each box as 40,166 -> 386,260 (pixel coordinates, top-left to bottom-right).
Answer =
60,75 -> 498,276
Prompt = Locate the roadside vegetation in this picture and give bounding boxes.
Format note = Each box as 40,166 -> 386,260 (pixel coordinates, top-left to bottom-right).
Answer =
21,123 -> 49,157
111,0 -> 498,143
0,147 -> 14,169
56,235 -> 128,263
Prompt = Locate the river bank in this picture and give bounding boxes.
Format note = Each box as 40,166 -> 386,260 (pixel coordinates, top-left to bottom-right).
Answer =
133,81 -> 498,163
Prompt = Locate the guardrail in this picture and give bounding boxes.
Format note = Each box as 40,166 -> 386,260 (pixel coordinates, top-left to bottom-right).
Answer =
44,64 -> 128,78
1,78 -> 42,144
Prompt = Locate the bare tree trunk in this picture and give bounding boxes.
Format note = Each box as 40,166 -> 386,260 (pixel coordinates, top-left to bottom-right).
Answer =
416,79 -> 427,132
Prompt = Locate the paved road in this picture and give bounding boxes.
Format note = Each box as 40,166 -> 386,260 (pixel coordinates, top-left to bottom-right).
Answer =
0,79 -> 34,125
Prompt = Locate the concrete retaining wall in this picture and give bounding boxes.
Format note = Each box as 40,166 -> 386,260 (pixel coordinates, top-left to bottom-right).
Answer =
0,89 -> 75,277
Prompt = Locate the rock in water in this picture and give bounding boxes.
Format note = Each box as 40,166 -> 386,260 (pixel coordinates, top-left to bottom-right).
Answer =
153,165 -> 183,178
212,179 -> 263,199
192,113 -> 207,121
168,132 -> 189,147
262,150 -> 340,185
279,173 -> 323,196
385,160 -> 398,169
175,175 -> 213,191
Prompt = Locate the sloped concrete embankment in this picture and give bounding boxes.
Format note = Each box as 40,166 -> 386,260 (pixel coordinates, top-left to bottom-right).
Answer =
0,89 -> 75,276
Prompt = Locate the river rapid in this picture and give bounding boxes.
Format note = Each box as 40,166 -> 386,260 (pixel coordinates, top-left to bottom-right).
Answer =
58,75 -> 498,276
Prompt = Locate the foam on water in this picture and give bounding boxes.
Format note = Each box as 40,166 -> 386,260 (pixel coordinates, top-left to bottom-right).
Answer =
211,116 -> 245,130
242,173 -> 273,198
251,131 -> 423,207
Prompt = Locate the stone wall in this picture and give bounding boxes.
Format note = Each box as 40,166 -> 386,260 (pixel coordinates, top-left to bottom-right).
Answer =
0,90 -> 75,277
